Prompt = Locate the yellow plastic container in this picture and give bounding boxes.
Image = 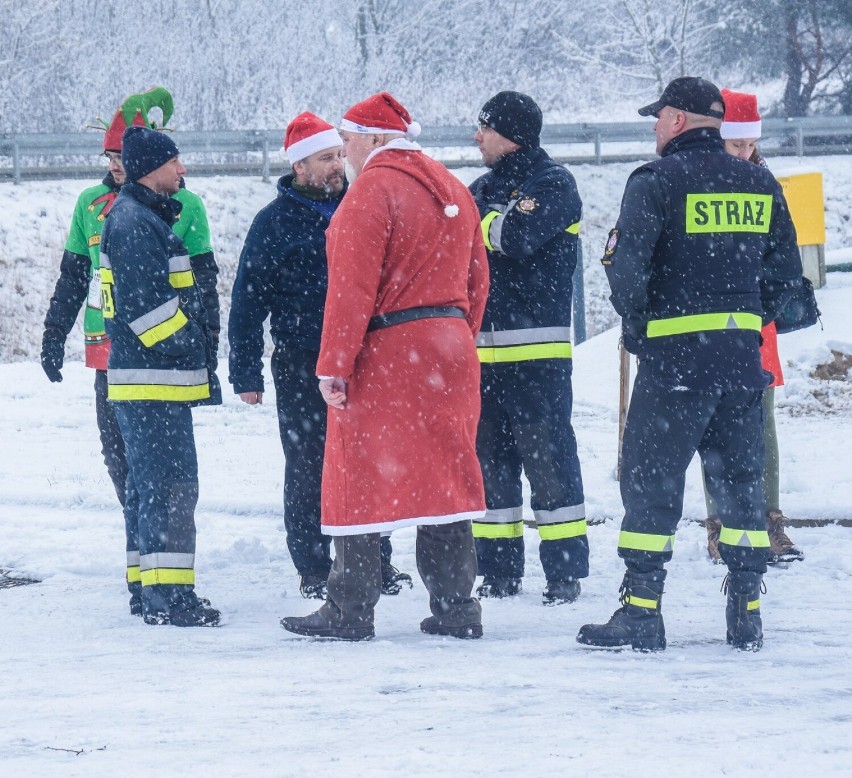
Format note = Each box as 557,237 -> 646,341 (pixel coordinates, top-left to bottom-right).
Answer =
776,171 -> 826,246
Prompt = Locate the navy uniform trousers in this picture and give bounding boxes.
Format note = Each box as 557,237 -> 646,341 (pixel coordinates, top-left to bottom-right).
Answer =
94,369 -> 128,507
114,402 -> 202,616
618,368 -> 770,574
271,346 -> 395,579
475,360 -> 589,582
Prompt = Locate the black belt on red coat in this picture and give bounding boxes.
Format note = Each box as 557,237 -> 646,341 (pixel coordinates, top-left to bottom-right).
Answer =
367,305 -> 465,332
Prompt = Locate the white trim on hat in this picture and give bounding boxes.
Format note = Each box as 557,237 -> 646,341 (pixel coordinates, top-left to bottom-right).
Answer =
284,128 -> 342,163
720,120 -> 762,140
339,117 -> 407,135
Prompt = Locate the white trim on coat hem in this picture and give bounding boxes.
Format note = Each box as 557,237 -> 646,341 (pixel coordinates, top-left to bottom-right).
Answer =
321,510 -> 484,536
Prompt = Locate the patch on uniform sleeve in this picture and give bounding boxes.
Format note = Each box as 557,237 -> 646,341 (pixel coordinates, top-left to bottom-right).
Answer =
601,227 -> 619,265
516,197 -> 539,214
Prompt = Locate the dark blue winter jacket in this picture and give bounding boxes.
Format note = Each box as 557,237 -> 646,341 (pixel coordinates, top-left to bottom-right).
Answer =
469,147 -> 582,362
228,174 -> 345,394
101,182 -> 220,404
602,128 -> 803,390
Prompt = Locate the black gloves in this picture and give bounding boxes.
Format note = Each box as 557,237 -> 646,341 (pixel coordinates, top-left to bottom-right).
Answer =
40,329 -> 65,383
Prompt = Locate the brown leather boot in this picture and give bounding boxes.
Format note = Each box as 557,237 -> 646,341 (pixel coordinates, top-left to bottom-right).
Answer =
767,510 -> 805,564
705,516 -> 722,563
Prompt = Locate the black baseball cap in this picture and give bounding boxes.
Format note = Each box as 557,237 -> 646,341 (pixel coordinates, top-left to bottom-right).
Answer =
638,77 -> 725,119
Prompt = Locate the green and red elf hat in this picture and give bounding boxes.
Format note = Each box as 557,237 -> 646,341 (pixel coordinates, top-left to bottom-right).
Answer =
98,86 -> 174,152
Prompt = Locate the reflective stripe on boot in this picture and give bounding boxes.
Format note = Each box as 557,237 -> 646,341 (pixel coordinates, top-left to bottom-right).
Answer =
724,571 -> 765,651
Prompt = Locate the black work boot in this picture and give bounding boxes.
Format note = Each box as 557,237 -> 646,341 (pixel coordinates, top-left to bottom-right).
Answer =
381,563 -> 413,596
144,600 -> 220,627
542,579 -> 581,606
299,574 -> 328,600
724,571 -> 764,651
476,576 -> 522,598
576,570 -> 667,651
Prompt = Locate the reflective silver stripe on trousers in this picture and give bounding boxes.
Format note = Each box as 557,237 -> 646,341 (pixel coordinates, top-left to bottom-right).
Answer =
100,251 -> 112,269
479,506 -> 524,524
534,503 -> 586,525
108,367 -> 209,386
126,551 -> 140,566
476,326 -> 572,348
139,552 -> 196,571
169,254 -> 191,273
128,295 -> 181,336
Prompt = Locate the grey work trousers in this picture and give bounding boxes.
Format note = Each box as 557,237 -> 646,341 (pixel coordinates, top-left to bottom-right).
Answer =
318,520 -> 482,629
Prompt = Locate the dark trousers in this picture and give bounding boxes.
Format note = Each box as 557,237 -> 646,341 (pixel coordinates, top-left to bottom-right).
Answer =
319,521 -> 481,628
95,369 -> 128,507
271,346 -> 396,577
619,368 -> 769,574
114,402 -> 201,615
271,346 -> 332,578
475,361 -> 588,581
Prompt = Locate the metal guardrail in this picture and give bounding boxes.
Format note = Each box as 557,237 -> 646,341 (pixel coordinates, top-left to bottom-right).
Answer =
3,116 -> 852,184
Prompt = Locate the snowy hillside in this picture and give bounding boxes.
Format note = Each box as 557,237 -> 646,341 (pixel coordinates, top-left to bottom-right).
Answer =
5,152 -> 852,363
1,152 -> 852,774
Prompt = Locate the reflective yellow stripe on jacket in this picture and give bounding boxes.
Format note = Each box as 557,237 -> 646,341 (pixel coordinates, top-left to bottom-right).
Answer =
477,326 -> 572,364
107,368 -> 211,402
646,312 -> 762,338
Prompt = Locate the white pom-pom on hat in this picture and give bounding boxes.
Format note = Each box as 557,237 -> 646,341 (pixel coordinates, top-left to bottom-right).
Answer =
406,120 -> 422,139
444,204 -> 459,218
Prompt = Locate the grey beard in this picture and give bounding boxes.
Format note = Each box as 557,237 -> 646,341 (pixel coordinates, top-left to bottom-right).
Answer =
343,159 -> 359,183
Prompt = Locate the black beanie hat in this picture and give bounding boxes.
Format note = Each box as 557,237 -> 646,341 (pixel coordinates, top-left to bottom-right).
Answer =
121,126 -> 180,182
478,91 -> 542,148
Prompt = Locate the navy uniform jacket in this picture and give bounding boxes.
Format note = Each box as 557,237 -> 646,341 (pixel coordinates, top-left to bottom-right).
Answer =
603,128 -> 802,391
101,182 -> 220,405
469,147 -> 581,361
228,174 -> 345,394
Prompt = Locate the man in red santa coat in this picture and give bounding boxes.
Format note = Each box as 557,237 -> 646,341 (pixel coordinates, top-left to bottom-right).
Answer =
280,91 -> 490,641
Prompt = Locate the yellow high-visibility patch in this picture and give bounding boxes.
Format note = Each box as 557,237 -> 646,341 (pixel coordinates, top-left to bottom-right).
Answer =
627,595 -> 658,609
126,565 -> 141,584
647,312 -> 761,338
140,568 -> 196,587
168,271 -> 195,289
472,521 -> 524,540
719,527 -> 771,549
478,342 -> 572,363
480,210 -> 500,251
685,193 -> 773,233
139,309 -> 188,348
538,519 -> 587,541
108,383 -> 211,402
618,530 -> 674,553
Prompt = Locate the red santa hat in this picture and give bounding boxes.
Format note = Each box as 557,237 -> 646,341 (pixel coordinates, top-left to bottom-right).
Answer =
339,92 -> 421,139
720,89 -> 762,140
283,112 -> 342,163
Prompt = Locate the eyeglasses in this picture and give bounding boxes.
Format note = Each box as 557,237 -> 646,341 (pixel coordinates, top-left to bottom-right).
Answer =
103,152 -> 122,164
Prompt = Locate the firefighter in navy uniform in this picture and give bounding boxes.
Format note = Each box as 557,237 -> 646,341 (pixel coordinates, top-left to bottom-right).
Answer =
470,91 -> 589,605
101,126 -> 221,627
40,88 -> 220,617
577,78 -> 803,651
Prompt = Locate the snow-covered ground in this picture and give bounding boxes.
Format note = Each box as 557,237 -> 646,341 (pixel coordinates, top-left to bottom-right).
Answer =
2,267 -> 851,773
2,157 -> 852,774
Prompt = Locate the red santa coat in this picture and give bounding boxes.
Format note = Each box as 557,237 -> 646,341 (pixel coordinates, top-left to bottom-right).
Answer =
317,142 -> 489,535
